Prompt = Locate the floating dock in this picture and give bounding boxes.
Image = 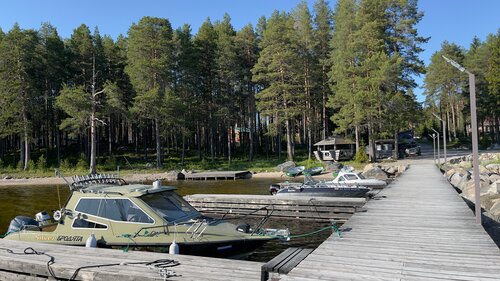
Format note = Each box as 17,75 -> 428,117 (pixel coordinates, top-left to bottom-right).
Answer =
183,171 -> 252,180
281,160 -> 500,281
184,194 -> 366,222
0,239 -> 263,281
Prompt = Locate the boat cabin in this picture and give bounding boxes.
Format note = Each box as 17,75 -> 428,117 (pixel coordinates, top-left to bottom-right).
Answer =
313,136 -> 355,161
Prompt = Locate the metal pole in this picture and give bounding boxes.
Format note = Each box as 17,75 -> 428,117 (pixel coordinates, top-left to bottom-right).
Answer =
468,72 -> 481,224
432,129 -> 440,165
441,55 -> 481,224
429,134 -> 436,163
443,118 -> 447,163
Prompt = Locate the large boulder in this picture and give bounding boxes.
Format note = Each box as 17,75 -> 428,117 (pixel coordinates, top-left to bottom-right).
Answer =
489,198 -> 500,220
363,163 -> 380,172
486,164 -> 500,174
384,166 -> 397,176
325,162 -> 343,172
479,165 -> 491,175
276,161 -> 296,172
489,174 -> 500,184
362,167 -> 388,180
449,173 -> 464,188
461,180 -> 491,200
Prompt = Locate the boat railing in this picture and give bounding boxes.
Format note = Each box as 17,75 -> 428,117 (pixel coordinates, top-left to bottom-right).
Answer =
71,174 -> 128,190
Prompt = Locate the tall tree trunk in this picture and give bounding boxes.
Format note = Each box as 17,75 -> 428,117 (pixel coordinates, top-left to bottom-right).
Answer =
181,132 -> 185,165
393,131 -> 399,159
228,126 -> 232,165
285,119 -> 293,160
90,112 -> 97,174
210,113 -> 215,162
355,125 -> 360,153
108,116 -> 112,157
155,118 -> 162,168
22,109 -> 30,170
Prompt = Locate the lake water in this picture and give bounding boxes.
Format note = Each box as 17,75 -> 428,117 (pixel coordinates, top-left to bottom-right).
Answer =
0,178 -> 334,262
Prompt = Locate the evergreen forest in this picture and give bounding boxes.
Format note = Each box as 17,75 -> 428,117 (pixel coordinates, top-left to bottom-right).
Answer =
0,0 -> 499,174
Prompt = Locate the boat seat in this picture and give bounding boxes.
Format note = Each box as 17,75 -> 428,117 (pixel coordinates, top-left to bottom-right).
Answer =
261,247 -> 313,281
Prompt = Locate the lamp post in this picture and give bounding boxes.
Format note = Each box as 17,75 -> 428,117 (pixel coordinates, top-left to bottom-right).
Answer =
429,133 -> 436,164
432,112 -> 447,164
442,55 -> 481,224
431,128 -> 440,165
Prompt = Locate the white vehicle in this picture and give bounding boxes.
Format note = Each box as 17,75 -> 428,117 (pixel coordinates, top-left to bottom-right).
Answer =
330,171 -> 387,188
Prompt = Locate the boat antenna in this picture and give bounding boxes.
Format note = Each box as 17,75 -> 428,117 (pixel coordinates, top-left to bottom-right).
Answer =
55,168 -> 73,191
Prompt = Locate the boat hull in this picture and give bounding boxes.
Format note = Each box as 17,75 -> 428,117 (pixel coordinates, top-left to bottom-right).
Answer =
275,187 -> 370,198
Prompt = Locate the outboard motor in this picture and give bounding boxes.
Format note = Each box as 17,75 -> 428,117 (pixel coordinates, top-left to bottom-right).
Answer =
269,184 -> 280,195
35,211 -> 51,226
7,216 -> 39,233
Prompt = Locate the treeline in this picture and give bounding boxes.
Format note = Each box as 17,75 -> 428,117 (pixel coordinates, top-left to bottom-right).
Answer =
0,0 -> 428,172
424,31 -> 500,146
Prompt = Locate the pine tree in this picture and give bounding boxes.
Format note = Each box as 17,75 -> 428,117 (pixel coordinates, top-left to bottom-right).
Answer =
172,24 -> 197,164
485,31 -> 500,144
194,18 -> 218,161
126,16 -> 174,168
328,0 -> 360,148
424,42 -> 466,141
236,24 -> 258,161
293,1 -> 318,160
313,0 -> 333,140
0,24 -> 43,170
252,11 -> 302,160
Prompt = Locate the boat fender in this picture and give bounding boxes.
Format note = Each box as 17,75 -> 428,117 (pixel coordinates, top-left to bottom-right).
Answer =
169,240 -> 179,254
85,234 -> 97,248
53,210 -> 62,221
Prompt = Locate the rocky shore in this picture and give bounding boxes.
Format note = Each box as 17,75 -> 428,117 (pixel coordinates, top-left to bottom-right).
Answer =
443,153 -> 500,221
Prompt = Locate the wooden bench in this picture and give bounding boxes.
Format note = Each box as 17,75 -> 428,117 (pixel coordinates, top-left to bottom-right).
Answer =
261,247 -> 314,281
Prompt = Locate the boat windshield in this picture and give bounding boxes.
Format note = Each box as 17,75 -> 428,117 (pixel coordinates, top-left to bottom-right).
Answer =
141,191 -> 201,223
357,173 -> 366,179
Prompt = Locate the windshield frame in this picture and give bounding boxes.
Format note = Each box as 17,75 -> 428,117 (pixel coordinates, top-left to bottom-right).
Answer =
140,191 -> 201,224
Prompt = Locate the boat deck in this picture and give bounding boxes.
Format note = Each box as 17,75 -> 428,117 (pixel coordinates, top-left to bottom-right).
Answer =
282,160 -> 500,280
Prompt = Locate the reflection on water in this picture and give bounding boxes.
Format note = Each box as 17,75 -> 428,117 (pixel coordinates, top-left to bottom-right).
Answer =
0,178 -> 332,262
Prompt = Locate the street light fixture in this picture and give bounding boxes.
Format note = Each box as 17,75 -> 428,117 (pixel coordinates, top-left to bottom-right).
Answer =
442,55 -> 481,225
431,112 -> 447,163
431,128 -> 440,165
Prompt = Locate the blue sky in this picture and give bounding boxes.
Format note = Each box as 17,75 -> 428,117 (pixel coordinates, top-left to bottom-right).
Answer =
1,0 -> 499,101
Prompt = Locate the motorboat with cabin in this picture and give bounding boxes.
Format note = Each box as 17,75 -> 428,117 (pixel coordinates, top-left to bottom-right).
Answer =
269,175 -> 371,198
330,171 -> 387,189
3,174 -> 289,258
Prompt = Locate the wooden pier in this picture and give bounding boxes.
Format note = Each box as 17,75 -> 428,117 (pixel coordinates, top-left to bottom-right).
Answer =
281,160 -> 500,281
183,170 -> 252,180
184,194 -> 366,222
0,239 -> 263,281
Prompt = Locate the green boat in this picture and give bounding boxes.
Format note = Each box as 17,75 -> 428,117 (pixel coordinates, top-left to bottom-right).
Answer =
303,166 -> 324,176
285,166 -> 305,177
3,174 -> 289,258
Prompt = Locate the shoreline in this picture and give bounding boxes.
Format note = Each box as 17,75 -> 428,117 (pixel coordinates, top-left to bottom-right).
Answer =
0,170 -> 336,187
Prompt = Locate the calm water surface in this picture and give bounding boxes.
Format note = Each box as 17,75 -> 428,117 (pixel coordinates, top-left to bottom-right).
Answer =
0,178 -> 334,262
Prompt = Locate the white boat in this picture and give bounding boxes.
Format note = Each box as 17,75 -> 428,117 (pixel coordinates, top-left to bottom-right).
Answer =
329,171 -> 387,188
269,176 -> 371,198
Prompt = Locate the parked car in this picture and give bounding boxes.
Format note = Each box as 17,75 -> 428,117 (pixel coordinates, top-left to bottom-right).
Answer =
405,143 -> 421,156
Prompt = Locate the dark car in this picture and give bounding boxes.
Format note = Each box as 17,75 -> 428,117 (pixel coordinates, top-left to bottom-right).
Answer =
405,143 -> 421,156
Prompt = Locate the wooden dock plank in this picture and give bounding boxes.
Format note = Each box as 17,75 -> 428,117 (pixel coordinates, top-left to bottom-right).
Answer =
0,239 -> 263,281
283,160 -> 500,281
